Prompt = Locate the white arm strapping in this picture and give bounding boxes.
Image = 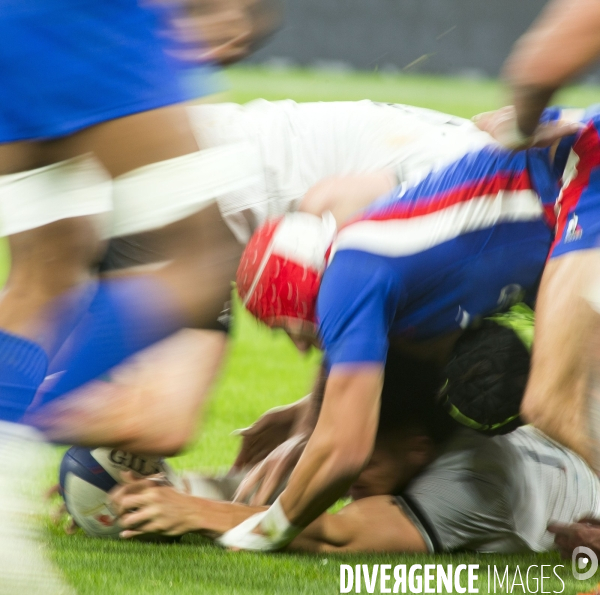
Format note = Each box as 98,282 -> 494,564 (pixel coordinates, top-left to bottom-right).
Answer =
111,142 -> 262,237
0,156 -> 111,238
216,497 -> 301,551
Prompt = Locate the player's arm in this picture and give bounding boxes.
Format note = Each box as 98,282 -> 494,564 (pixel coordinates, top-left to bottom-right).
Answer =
218,253 -> 401,549
287,496 -> 427,553
275,364 -> 383,527
113,479 -> 426,553
196,493 -> 427,554
299,171 -> 396,226
504,0 -> 600,137
274,255 -> 401,531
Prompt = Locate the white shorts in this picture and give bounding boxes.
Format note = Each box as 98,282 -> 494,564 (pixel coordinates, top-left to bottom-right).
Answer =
398,427 -> 600,553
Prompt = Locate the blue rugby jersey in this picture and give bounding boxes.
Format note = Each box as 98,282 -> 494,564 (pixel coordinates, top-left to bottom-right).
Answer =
317,144 -> 558,369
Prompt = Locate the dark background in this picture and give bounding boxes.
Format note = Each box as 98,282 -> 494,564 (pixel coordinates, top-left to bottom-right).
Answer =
249,0 -> 596,79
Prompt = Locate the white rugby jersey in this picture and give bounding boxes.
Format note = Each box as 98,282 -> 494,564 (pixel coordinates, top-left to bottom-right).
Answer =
189,99 -> 491,243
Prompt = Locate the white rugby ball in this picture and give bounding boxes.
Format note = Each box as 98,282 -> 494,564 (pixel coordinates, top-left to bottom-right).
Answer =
59,447 -> 178,538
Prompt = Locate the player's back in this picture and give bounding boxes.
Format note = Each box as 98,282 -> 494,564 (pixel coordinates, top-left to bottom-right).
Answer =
323,145 -> 556,342
190,100 -> 491,242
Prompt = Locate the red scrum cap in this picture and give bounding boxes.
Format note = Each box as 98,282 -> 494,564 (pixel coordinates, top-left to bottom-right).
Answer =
237,213 -> 336,334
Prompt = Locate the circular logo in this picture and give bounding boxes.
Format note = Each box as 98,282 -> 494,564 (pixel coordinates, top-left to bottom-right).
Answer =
572,546 -> 598,581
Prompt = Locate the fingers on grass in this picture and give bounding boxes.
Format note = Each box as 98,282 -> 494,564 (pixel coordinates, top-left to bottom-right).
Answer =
65,519 -> 79,535
119,507 -> 156,530
111,490 -> 155,517
120,530 -> 144,539
50,503 -> 67,526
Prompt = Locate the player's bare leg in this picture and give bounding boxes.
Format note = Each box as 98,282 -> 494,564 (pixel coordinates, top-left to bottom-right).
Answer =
0,103 -> 246,400
29,328 -> 226,455
0,217 -> 105,357
0,209 -> 230,453
0,216 -> 104,595
520,251 -> 600,464
0,102 -> 249,593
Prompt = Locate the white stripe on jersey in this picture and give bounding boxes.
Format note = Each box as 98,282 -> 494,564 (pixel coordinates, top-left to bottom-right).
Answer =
331,190 -> 543,259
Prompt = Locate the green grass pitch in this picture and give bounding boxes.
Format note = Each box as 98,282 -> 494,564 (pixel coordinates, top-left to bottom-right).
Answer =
12,66 -> 600,594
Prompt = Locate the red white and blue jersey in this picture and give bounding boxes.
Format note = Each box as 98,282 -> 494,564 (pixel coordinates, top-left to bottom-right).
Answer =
317,145 -> 557,369
547,105 -> 600,259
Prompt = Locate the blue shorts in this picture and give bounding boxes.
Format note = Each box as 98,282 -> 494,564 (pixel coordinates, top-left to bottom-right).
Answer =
0,0 -> 215,142
550,116 -> 600,259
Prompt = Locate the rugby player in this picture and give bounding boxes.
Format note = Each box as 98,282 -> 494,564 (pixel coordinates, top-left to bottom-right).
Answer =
476,4 -> 600,558
194,106 -> 600,551
0,2 -> 276,590
28,100 -> 492,452
112,323 -> 600,556
476,106 -> 600,478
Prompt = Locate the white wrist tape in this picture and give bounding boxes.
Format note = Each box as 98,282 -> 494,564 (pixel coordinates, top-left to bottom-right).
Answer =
0,156 -> 112,237
260,497 -> 302,546
111,142 -> 261,237
216,511 -> 272,550
216,498 -> 301,551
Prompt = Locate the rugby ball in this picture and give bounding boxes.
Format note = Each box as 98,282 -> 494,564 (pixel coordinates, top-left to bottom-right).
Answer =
59,447 -> 178,538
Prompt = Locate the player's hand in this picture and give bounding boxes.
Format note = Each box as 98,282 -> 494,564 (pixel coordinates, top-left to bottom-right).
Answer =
473,106 -> 582,150
548,517 -> 600,559
45,484 -> 79,535
233,433 -> 308,505
111,472 -> 199,538
168,9 -> 253,66
159,0 -> 282,67
230,401 -> 304,472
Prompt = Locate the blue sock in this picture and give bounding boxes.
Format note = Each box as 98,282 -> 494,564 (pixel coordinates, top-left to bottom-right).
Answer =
39,276 -> 185,405
0,331 -> 48,423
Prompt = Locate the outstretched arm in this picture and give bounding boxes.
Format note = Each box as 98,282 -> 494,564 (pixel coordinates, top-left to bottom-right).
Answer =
276,365 -> 383,528
504,0 -> 600,137
288,496 -> 427,553
112,477 -> 427,553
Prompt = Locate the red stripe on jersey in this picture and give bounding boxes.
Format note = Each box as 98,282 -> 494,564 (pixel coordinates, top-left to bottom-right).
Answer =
551,123 -> 600,257
543,204 -> 557,229
350,170 -> 532,225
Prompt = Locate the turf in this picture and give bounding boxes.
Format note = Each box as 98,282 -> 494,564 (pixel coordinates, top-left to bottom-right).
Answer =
24,66 -> 600,594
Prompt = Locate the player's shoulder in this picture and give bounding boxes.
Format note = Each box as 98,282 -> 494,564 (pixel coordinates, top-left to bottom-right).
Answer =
332,145 -> 536,259
322,249 -> 400,290
318,249 -> 404,314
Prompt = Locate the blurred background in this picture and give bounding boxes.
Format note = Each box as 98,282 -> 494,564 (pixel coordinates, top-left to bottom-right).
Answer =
249,0 -> 555,78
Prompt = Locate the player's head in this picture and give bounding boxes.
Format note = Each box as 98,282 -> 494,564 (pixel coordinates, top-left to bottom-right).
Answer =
236,213 -> 336,345
440,307 -> 533,436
